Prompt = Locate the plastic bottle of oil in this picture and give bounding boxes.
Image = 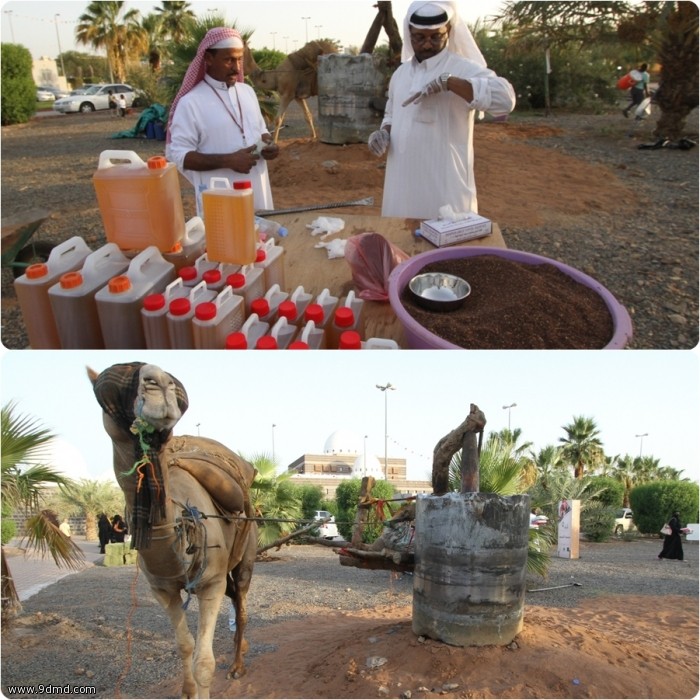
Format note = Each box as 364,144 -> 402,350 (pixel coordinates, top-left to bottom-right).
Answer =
166,281 -> 215,349
141,277 -> 190,349
48,242 -> 130,349
202,178 -> 256,265
226,264 -> 265,316
14,236 -> 92,349
95,246 -> 176,348
192,286 -> 245,349
254,238 -> 285,291
92,151 -> 185,252
277,285 -> 313,328
327,290 -> 366,350
163,216 -> 206,271
250,284 -> 288,325
292,319 -> 326,349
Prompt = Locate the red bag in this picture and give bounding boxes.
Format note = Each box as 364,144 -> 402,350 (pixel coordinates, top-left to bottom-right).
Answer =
617,73 -> 635,90
344,232 -> 410,301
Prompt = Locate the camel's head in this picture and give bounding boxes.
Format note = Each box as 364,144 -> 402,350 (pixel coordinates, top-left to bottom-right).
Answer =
88,362 -> 188,438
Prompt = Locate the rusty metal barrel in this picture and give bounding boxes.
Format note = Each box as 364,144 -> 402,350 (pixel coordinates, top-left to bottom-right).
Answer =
413,492 -> 530,646
316,54 -> 385,144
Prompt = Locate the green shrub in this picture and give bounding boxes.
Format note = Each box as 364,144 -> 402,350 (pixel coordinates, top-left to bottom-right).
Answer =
335,479 -> 396,543
581,502 -> 616,542
1,502 -> 17,545
585,476 -> 624,507
1,44 -> 37,125
630,481 -> 700,534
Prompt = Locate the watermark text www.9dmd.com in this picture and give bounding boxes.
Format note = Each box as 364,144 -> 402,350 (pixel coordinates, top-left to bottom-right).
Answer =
5,685 -> 97,696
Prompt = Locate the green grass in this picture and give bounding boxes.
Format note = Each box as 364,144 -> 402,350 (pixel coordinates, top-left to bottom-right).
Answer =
35,101 -> 56,112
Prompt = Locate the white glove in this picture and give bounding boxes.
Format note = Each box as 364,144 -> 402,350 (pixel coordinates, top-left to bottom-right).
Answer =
402,77 -> 445,106
368,129 -> 390,156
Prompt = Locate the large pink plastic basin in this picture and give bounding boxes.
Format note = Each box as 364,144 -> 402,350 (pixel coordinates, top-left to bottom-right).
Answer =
388,247 -> 633,349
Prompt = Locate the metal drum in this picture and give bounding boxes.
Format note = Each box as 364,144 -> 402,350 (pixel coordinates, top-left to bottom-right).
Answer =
413,492 -> 530,646
317,54 -> 385,144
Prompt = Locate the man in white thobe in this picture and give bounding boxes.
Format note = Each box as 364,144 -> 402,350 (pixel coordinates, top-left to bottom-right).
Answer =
166,28 -> 279,216
368,1 -> 516,220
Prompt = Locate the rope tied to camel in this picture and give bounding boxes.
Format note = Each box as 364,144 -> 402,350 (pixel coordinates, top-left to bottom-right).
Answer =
172,501 -> 208,610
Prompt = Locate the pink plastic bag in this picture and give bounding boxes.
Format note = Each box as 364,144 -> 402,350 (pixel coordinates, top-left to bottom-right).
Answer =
344,232 -> 410,301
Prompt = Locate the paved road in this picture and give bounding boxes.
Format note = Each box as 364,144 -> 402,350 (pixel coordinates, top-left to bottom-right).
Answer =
4,536 -> 105,601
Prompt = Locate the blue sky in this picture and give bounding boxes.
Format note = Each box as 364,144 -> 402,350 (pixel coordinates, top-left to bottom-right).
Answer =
1,349 -> 698,486
1,0 -> 508,60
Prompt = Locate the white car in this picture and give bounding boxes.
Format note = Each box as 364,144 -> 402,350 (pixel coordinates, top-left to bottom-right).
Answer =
614,507 -> 636,536
313,510 -> 339,539
38,85 -> 70,100
529,513 -> 549,529
53,83 -> 135,113
36,89 -> 54,102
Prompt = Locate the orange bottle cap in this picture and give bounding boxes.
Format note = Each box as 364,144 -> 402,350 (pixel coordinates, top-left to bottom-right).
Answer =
60,271 -> 83,289
251,298 -> 270,317
195,301 -> 217,321
339,330 -> 362,349
169,297 -> 191,316
335,306 -> 355,328
169,241 -> 183,254
108,275 -> 131,293
255,335 -> 278,349
25,263 -> 48,279
143,293 -> 165,311
147,156 -> 168,169
225,332 -> 248,349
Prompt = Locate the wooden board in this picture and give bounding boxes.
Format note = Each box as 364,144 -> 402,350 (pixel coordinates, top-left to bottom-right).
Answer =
272,212 -> 506,346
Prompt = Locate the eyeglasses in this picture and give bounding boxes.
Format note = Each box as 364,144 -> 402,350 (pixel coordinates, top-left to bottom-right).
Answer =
409,30 -> 449,47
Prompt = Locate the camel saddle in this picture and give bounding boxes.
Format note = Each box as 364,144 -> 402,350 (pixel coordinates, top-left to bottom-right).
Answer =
163,435 -> 256,519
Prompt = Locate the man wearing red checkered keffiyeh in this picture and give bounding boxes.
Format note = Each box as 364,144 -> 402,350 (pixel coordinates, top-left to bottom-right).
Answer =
166,27 -> 279,216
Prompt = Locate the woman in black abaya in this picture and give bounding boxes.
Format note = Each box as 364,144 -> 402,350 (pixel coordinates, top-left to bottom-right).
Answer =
658,510 -> 684,560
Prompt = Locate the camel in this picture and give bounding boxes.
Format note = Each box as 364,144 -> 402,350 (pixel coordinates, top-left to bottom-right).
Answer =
88,362 -> 257,699
244,39 -> 339,142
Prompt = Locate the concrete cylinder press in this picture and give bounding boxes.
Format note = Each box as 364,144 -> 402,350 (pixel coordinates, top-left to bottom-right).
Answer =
413,492 -> 530,646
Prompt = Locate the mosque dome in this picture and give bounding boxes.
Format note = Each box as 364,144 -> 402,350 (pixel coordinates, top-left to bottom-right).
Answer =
352,453 -> 384,480
323,429 -> 364,455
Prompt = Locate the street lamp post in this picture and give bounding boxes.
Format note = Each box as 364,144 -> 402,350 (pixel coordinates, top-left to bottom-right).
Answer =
196,423 -> 201,436
54,14 -> 66,79
315,25 -> 322,39
635,432 -> 648,459
502,403 -> 517,431
376,383 -> 396,481
270,32 -> 277,50
301,16 -> 311,44
4,10 -> 15,43
283,36 -> 289,52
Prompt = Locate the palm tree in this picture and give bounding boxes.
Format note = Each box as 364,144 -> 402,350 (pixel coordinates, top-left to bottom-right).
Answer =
155,1 -> 197,46
527,444 -> 565,489
49,479 -> 124,542
140,13 -> 166,72
612,454 -> 636,507
559,415 -> 604,479
76,1 -> 146,82
248,452 -> 303,549
1,402 -> 83,622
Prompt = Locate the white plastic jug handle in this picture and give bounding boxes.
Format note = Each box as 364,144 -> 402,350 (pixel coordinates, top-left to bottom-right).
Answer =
47,236 -> 91,264
264,283 -> 281,302
165,277 -> 184,296
317,288 -> 330,305
194,251 -> 209,272
345,290 -> 356,307
240,264 -> 253,275
81,243 -> 124,274
270,317 -> 288,340
216,285 -> 233,309
208,177 -> 232,190
301,320 -> 316,344
190,279 -> 208,302
97,150 -> 146,169
290,285 -> 305,303
241,313 -> 259,335
127,246 -> 163,281
184,216 -> 205,244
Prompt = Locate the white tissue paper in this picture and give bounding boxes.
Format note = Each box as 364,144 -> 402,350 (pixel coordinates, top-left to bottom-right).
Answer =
307,216 -> 345,237
315,238 -> 347,259
437,204 -> 473,222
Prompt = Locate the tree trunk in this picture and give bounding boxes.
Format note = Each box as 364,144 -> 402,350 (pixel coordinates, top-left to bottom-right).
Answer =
84,512 -> 98,542
360,1 -> 402,64
653,2 -> 699,141
1,547 -> 21,625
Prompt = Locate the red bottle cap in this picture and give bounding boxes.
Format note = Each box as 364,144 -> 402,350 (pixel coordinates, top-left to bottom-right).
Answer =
179,266 -> 197,282
143,293 -> 165,311
255,335 -> 278,349
227,272 -> 245,289
339,331 -> 362,349
195,301 -> 217,321
255,248 -> 267,263
334,306 -> 355,328
233,180 -> 252,190
304,303 -> 324,324
278,300 -> 298,321
288,340 -> 310,349
251,298 -> 270,316
203,269 -> 222,285
169,297 -> 191,316
225,332 -> 248,349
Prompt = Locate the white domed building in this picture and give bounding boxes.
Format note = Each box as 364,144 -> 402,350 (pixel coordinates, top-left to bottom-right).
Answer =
286,429 -> 431,499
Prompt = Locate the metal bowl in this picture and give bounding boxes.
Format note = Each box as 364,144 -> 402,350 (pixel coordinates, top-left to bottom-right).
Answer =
408,272 -> 471,312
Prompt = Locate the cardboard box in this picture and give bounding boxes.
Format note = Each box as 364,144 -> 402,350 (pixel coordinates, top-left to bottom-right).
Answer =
420,214 -> 492,247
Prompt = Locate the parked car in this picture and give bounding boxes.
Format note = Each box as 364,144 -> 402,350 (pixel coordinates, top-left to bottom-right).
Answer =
313,510 -> 340,539
53,83 -> 135,113
614,507 -> 636,536
36,89 -> 54,102
529,512 -> 549,529
37,85 -> 70,100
